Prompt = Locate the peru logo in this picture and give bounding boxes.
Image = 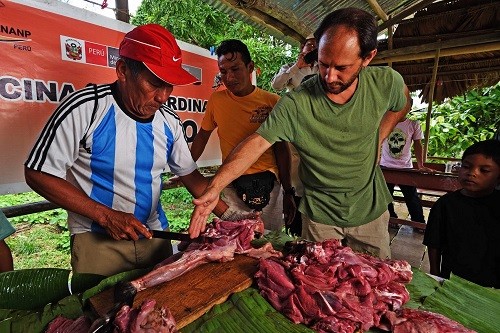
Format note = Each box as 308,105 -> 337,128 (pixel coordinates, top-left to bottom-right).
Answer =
65,38 -> 82,60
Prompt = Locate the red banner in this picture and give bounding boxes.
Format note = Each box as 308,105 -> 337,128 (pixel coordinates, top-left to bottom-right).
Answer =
0,0 -> 221,194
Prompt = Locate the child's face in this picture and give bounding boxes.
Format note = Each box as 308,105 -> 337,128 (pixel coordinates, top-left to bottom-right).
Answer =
458,153 -> 500,197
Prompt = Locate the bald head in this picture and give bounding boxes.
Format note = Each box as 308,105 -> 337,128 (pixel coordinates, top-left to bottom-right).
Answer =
314,7 -> 378,59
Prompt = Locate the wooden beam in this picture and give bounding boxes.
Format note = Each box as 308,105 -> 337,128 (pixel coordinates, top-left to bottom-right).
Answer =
372,42 -> 500,64
366,0 -> 388,21
0,180 -> 192,218
222,0 -> 308,41
1,200 -> 59,218
378,0 -> 437,32
400,64 -> 500,78
373,31 -> 500,62
386,28 -> 499,44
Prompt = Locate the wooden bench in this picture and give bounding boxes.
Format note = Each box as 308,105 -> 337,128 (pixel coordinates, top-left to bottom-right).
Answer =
382,166 -> 460,230
392,186 -> 446,208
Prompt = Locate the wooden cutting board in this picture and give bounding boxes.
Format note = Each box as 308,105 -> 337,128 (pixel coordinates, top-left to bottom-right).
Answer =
89,254 -> 259,329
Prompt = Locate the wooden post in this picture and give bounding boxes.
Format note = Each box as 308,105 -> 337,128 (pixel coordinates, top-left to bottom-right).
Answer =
423,47 -> 441,161
115,0 -> 130,23
388,15 -> 393,68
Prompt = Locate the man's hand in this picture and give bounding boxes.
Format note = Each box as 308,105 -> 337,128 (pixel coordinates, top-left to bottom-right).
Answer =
24,168 -> 152,241
100,210 -> 152,241
189,188 -> 220,238
417,166 -> 436,173
296,52 -> 309,69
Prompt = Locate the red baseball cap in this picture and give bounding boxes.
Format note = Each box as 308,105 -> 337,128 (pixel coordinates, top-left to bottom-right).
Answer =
119,24 -> 200,86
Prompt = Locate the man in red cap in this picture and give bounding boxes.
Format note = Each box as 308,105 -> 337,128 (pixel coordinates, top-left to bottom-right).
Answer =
24,24 -> 240,276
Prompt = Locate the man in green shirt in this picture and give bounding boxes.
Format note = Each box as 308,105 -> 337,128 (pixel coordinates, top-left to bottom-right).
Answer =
189,8 -> 410,259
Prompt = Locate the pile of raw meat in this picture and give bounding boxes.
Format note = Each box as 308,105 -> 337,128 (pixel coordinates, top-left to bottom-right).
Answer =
114,299 -> 178,333
255,239 -> 475,333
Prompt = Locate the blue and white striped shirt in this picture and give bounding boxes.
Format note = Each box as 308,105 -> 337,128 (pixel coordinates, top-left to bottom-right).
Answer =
25,83 -> 197,234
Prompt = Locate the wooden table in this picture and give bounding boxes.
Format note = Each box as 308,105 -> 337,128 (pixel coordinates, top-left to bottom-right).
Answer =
382,167 -> 460,193
382,167 -> 460,229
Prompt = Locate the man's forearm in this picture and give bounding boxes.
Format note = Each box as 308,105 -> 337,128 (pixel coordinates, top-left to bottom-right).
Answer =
428,247 -> 442,276
209,133 -> 272,193
379,86 -> 411,146
24,167 -> 111,225
180,170 -> 229,217
414,141 -> 425,168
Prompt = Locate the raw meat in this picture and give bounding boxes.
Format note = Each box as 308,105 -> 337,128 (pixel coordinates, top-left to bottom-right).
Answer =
256,239 -> 413,332
44,315 -> 91,333
130,242 -> 236,292
117,218 -> 280,300
114,299 -> 177,333
385,308 -> 476,333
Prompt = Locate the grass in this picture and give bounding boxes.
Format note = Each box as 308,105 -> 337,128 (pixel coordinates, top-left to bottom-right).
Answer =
3,187 -> 201,271
8,223 -> 71,269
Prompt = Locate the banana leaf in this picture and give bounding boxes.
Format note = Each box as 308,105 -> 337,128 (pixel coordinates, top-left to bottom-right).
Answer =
0,294 -> 84,333
0,267 -> 150,333
251,230 -> 295,252
405,268 -> 441,308
182,287 -> 315,333
81,267 -> 150,302
0,269 -> 104,310
422,274 -> 500,333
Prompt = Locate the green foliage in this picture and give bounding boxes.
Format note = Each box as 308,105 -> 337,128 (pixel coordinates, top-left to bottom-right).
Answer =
4,187 -> 197,270
6,224 -> 70,269
160,187 -> 198,232
131,0 -> 297,93
412,82 -> 500,159
133,0 -> 229,47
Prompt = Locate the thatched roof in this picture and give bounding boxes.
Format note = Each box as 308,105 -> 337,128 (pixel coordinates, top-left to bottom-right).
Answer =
375,0 -> 500,103
204,0 -> 500,103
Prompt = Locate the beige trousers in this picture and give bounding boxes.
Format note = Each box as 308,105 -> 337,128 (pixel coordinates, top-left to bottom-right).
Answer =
222,181 -> 284,231
302,210 -> 391,259
71,232 -> 173,276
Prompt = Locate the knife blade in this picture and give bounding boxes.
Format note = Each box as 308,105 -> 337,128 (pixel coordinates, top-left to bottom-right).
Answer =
88,302 -> 124,333
150,230 -> 209,243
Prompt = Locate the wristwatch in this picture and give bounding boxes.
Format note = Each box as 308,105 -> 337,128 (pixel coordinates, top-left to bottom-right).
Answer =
283,187 -> 295,196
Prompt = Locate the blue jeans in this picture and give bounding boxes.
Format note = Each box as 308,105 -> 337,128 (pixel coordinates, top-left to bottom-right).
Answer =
386,183 -> 425,223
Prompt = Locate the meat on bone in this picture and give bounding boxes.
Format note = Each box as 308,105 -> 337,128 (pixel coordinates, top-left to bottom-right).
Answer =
129,218 -> 279,293
130,242 -> 236,292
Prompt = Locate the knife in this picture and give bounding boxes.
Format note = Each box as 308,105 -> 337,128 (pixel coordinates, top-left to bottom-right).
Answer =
150,230 -> 212,243
88,301 -> 125,333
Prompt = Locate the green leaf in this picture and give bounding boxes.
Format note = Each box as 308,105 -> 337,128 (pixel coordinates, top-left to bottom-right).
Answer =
0,294 -> 84,333
0,269 -> 70,310
0,269 -> 106,311
422,274 -> 500,332
82,268 -> 150,302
